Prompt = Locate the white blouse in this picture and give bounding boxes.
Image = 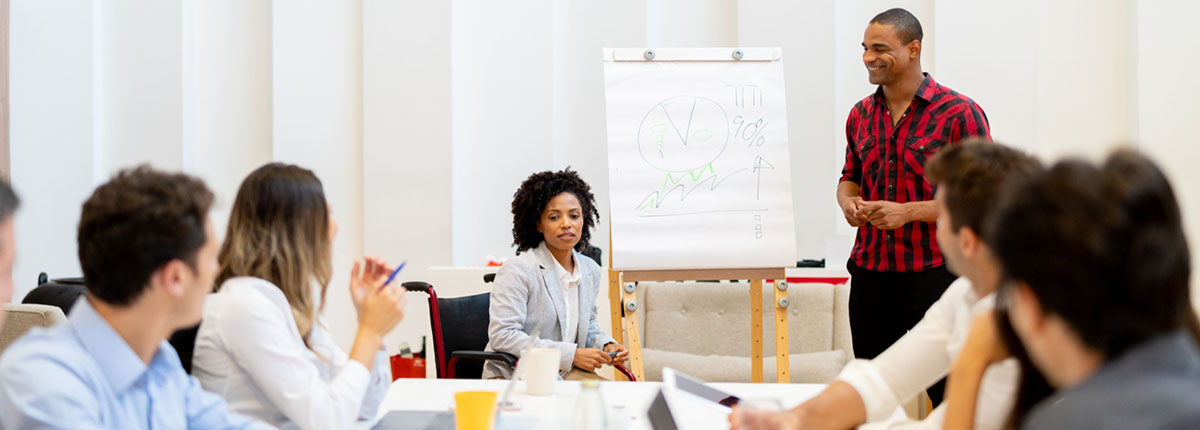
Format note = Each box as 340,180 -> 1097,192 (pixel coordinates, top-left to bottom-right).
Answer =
550,247 -> 582,347
193,277 -> 390,430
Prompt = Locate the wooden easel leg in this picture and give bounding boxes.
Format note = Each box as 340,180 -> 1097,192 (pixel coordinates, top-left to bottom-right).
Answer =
608,268 -> 625,381
608,268 -> 623,346
620,274 -> 645,381
607,226 -> 629,380
750,279 -> 764,383
774,280 -> 790,383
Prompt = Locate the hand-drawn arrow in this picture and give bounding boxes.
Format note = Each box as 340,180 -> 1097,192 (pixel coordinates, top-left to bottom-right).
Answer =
753,156 -> 775,200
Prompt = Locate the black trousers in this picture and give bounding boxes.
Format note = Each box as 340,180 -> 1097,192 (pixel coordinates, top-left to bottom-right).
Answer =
847,260 -> 957,407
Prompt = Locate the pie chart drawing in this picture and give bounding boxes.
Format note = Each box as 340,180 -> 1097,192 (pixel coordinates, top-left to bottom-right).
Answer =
637,96 -> 729,172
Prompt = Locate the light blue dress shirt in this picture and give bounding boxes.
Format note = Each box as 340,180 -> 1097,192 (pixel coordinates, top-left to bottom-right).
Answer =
0,298 -> 274,430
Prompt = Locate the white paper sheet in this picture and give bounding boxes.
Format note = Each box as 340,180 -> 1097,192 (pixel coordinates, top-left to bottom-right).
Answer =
603,48 -> 797,270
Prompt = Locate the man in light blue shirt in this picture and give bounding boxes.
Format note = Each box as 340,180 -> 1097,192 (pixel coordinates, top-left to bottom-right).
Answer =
0,166 -> 272,430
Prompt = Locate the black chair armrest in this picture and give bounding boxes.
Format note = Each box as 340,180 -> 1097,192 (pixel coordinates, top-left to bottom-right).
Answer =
401,281 -> 432,293
450,350 -> 517,368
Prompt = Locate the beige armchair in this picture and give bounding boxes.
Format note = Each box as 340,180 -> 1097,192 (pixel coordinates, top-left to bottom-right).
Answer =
633,280 -> 853,383
0,303 -> 68,356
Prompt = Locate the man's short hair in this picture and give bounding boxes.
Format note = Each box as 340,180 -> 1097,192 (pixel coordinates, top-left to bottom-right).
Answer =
988,150 -> 1191,359
0,177 -> 18,223
925,140 -> 1042,235
77,166 -> 213,306
870,8 -> 924,44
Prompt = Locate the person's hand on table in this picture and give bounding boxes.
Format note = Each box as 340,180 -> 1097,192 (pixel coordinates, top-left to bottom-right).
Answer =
573,348 -> 610,372
730,406 -> 798,430
602,342 -> 629,364
859,200 -> 909,230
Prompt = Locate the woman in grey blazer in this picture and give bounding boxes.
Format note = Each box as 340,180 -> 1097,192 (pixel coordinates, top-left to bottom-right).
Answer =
482,169 -> 629,380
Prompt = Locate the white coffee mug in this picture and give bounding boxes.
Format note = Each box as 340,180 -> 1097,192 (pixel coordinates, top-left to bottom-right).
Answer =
521,348 -> 560,396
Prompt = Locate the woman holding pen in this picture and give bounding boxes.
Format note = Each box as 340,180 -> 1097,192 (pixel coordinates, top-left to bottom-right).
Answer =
193,163 -> 406,430
483,168 -> 630,380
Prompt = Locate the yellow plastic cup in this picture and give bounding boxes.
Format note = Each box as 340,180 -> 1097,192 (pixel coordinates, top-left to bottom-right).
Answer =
453,391 -> 498,430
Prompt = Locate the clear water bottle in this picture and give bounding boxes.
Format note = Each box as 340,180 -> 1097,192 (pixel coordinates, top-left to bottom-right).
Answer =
572,380 -> 609,430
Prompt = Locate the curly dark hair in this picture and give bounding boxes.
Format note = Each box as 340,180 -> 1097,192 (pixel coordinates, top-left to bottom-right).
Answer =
78,165 -> 214,306
511,168 -> 599,254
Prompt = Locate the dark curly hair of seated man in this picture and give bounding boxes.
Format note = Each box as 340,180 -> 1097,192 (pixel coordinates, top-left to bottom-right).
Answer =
510,168 -> 599,254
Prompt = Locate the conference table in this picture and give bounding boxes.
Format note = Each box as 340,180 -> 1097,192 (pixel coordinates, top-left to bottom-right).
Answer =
369,378 -> 907,429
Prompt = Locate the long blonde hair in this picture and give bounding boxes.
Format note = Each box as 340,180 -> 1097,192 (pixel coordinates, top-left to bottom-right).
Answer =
217,163 -> 332,349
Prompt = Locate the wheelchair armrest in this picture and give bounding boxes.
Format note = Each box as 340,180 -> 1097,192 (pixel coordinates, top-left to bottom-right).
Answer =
450,350 -> 518,368
613,364 -> 637,382
400,281 -> 432,293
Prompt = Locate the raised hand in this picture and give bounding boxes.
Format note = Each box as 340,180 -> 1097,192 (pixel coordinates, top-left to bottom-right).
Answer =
350,256 -> 391,313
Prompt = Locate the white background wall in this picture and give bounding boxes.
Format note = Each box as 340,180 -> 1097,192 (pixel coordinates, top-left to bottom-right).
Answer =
8,0 -> 1200,351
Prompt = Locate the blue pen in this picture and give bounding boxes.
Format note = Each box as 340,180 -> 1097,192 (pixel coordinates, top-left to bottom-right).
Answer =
382,261 -> 407,287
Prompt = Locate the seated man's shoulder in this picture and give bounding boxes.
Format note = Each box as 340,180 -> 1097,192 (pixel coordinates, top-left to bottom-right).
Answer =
2,325 -> 96,371
1026,363 -> 1200,429
0,325 -> 104,395
1110,373 -> 1200,425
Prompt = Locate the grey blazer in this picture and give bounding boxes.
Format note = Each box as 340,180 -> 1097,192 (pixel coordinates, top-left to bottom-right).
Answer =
482,243 -> 616,379
1023,330 -> 1200,430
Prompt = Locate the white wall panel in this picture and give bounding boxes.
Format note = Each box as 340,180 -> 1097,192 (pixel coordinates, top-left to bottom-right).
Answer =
273,0 -> 365,349
94,0 -> 183,177
450,0 -> 554,265
646,0 -> 737,47
9,0 -> 95,298
363,0 -> 453,356
181,0 -> 273,239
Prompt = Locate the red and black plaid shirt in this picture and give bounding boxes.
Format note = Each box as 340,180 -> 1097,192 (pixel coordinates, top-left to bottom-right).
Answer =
840,74 -> 990,273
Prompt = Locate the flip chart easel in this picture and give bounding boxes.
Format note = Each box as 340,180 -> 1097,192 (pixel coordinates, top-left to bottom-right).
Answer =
602,47 -> 796,383
606,252 -> 792,383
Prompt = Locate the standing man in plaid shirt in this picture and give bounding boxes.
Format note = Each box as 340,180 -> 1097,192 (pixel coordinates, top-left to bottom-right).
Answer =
837,8 -> 990,406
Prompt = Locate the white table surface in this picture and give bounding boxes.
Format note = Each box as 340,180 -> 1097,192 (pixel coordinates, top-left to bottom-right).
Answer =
371,378 -> 906,430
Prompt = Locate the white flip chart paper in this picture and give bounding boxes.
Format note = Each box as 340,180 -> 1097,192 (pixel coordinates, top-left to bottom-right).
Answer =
603,48 -> 797,270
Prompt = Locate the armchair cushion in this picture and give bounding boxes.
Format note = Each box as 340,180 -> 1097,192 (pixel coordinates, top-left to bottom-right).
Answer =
632,280 -> 854,382
641,348 -> 846,383
1,304 -> 68,356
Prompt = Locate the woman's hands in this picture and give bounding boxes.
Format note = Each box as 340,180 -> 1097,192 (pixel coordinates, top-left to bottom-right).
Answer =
603,342 -> 630,364
573,348 -> 610,372
350,257 -> 406,339
573,342 -> 630,372
350,256 -> 387,312
348,257 -> 406,369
